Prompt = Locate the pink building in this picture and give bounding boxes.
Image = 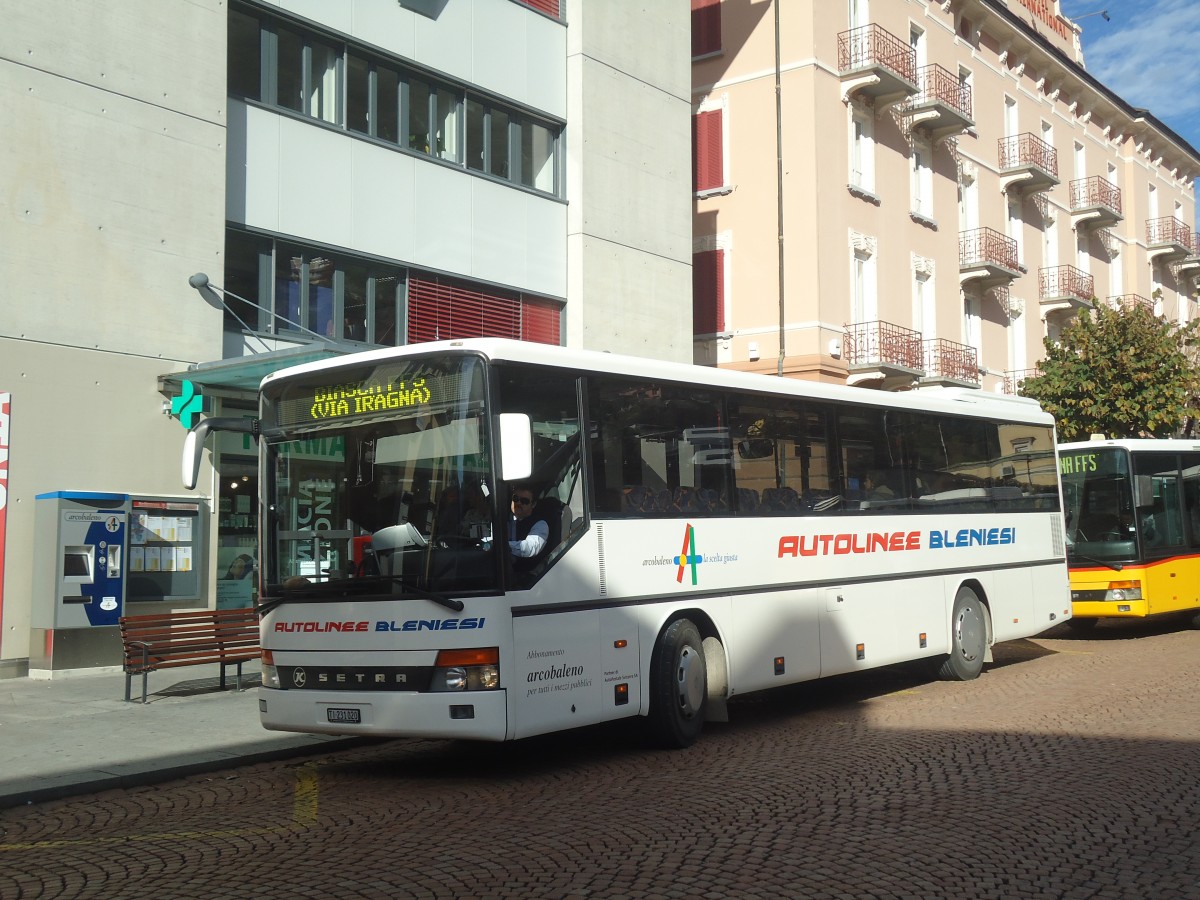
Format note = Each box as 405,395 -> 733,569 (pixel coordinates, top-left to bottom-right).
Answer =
691,0 -> 1200,392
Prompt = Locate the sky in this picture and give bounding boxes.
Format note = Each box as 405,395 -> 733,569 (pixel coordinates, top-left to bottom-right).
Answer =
1060,0 -> 1200,154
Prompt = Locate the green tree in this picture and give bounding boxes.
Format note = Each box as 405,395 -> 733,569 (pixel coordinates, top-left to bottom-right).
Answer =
1019,301 -> 1200,441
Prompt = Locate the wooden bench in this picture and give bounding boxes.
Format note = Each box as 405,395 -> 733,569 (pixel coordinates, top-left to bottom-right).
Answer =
120,607 -> 260,703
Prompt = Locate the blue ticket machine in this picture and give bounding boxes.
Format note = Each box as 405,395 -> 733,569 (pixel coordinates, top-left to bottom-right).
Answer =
30,492 -> 130,673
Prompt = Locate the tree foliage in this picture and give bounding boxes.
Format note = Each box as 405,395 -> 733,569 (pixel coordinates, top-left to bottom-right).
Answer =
1019,302 -> 1200,441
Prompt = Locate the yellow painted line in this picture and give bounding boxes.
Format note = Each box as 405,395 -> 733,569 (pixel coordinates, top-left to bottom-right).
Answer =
292,762 -> 320,826
1,764 -> 321,852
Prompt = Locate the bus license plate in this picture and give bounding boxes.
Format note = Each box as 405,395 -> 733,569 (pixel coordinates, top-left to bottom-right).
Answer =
326,707 -> 361,724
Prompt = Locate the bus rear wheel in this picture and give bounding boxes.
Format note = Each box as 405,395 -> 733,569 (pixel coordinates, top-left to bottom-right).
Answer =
648,618 -> 707,748
936,586 -> 987,681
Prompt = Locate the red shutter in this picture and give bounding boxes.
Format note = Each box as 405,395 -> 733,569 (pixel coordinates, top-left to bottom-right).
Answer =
692,249 -> 724,335
692,109 -> 723,192
521,296 -> 561,345
519,0 -> 560,18
692,0 -> 721,57
407,275 -> 561,346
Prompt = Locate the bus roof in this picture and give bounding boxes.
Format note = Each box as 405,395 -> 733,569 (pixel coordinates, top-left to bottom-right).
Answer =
1058,438 -> 1200,453
261,338 -> 1054,425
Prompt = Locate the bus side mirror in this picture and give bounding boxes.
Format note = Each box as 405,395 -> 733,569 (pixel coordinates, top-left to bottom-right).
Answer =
1133,474 -> 1154,510
498,413 -> 533,482
182,417 -> 258,490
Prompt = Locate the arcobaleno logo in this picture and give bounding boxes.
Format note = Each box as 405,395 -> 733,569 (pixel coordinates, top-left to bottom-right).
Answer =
675,523 -> 701,585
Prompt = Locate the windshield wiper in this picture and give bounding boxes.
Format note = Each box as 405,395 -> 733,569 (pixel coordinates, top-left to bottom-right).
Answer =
1068,552 -> 1124,572
257,575 -> 463,615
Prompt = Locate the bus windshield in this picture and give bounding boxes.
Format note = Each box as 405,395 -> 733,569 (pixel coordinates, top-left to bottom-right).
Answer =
260,353 -> 500,597
1060,446 -> 1136,562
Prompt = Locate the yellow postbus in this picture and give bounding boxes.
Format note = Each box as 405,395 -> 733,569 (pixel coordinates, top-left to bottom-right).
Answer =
1058,438 -> 1200,629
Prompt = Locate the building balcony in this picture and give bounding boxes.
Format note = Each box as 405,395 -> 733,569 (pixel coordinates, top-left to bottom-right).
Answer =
1147,216 -> 1192,264
837,24 -> 918,109
1108,294 -> 1154,313
1175,236 -> 1200,279
921,338 -> 980,388
844,320 -> 924,389
1002,368 -> 1039,396
960,227 -> 1020,289
905,63 -> 974,139
998,133 -> 1059,195
1040,264 -> 1094,316
1070,176 -> 1123,231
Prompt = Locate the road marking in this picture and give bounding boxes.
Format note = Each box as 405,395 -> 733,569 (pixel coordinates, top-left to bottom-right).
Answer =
0,765 -> 322,851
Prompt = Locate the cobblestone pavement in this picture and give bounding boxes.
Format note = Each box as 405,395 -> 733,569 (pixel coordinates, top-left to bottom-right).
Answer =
1,619 -> 1198,899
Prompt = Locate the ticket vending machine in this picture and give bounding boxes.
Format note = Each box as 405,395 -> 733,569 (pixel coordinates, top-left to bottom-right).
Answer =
30,492 -> 129,673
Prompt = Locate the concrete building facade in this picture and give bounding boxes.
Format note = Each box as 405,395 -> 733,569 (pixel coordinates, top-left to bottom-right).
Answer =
691,0 -> 1200,392
0,0 -> 691,672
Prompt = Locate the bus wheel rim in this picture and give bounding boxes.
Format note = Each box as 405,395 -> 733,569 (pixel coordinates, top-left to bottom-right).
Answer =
956,604 -> 982,662
676,645 -> 703,718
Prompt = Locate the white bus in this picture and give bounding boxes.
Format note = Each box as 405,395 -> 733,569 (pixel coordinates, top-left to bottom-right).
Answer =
184,339 -> 1069,747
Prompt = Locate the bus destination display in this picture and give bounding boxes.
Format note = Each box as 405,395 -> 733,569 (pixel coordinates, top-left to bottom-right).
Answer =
275,371 -> 458,426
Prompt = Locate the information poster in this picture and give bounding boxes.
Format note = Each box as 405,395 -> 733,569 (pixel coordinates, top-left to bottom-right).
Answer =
126,498 -> 203,602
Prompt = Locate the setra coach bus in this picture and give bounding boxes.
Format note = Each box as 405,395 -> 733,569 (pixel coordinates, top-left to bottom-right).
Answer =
1059,437 -> 1200,628
183,339 -> 1070,747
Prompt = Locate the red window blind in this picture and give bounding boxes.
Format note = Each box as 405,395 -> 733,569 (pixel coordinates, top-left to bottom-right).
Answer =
521,296 -> 561,345
692,249 -> 724,335
692,0 -> 721,57
518,0 -> 560,18
407,275 -> 560,346
692,108 -> 723,192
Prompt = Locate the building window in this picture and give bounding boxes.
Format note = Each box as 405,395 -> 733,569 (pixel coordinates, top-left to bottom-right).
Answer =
851,244 -> 877,323
228,3 -> 562,198
693,107 -> 724,193
224,230 -> 403,345
911,141 -> 932,217
693,249 -> 725,335
850,107 -> 874,192
692,0 -> 721,57
407,275 -> 561,345
516,0 -> 561,18
1007,194 -> 1023,265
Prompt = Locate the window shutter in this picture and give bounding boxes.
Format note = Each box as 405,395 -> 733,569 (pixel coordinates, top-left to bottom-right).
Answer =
692,0 -> 721,57
692,249 -> 724,335
407,275 -> 561,346
519,0 -> 560,18
521,296 -> 561,345
692,109 -> 723,192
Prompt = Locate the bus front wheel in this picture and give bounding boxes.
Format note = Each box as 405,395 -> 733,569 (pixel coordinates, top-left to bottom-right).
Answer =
936,586 -> 987,681
648,618 -> 708,748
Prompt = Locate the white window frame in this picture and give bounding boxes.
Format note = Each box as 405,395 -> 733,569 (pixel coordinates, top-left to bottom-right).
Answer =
911,140 -> 932,218
849,105 -> 875,194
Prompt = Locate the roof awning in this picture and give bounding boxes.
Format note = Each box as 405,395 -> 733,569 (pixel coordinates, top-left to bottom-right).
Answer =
158,345 -> 350,397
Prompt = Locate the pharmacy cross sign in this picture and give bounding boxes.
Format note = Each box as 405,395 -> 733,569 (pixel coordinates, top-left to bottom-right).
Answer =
170,379 -> 204,429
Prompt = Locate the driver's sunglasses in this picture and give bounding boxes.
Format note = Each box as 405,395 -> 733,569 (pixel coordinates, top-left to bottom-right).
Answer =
512,496 -> 533,506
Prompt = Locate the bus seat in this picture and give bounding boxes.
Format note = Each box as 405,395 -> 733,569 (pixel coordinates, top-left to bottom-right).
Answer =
734,487 -> 760,514
671,486 -> 705,514
762,486 -> 801,512
622,485 -> 659,515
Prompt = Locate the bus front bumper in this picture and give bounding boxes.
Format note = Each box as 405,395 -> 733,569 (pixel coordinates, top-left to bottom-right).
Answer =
258,687 -> 509,741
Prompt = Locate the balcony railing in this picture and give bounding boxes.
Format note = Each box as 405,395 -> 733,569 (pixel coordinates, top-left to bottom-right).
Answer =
960,226 -> 1018,271
998,133 -> 1058,177
923,338 -> 979,385
1039,265 -> 1094,304
1147,216 -> 1192,247
1003,368 -> 1040,395
1108,294 -> 1153,312
912,63 -> 972,121
1070,176 -> 1122,215
844,320 -> 924,370
838,23 -> 916,82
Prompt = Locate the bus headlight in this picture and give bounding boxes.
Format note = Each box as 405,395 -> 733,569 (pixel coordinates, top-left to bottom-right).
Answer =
432,648 -> 500,692
1107,581 -> 1142,602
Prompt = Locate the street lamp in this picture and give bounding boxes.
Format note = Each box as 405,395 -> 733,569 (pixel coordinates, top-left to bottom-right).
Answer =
187,272 -> 335,345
